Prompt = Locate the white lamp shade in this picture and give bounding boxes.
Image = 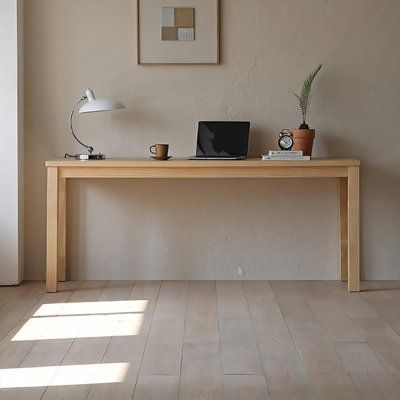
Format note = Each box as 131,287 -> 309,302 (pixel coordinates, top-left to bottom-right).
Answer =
79,89 -> 126,113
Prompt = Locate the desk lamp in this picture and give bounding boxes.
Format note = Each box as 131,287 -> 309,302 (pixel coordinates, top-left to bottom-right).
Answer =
67,88 -> 125,160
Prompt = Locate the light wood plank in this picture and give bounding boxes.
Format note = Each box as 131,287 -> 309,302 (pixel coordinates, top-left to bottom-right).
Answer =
308,373 -> 362,400
353,317 -> 400,376
375,280 -> 400,300
179,341 -> 223,400
258,338 -> 316,400
269,281 -> 316,321
85,336 -> 143,400
297,281 -> 364,342
366,298 -> 400,336
219,318 -> 263,374
216,281 -> 249,319
98,280 -> 135,300
222,375 -> 270,400
153,281 -> 188,320
335,342 -> 400,400
140,318 -> 185,375
286,320 -> 346,374
65,280 -> 108,303
324,281 -> 378,318
340,177 -> 348,281
46,167 -> 59,293
128,281 -> 161,301
132,375 -> 179,400
271,281 -> 345,374
184,281 -> 218,342
0,284 -> 32,311
348,166 -> 360,292
128,281 -> 161,335
360,281 -> 392,299
140,281 -> 186,374
244,281 -> 292,342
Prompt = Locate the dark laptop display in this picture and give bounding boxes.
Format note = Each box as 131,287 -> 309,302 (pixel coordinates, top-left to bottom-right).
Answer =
194,121 -> 250,159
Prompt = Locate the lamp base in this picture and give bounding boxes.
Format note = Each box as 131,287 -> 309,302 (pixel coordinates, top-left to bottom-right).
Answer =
75,153 -> 105,160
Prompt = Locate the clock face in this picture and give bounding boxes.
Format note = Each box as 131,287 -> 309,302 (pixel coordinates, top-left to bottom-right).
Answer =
279,135 -> 293,150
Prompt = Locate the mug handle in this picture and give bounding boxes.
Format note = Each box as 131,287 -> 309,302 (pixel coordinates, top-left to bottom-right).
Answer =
150,145 -> 156,155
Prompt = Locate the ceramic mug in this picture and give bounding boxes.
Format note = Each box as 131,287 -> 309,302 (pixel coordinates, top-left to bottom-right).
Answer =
150,144 -> 169,159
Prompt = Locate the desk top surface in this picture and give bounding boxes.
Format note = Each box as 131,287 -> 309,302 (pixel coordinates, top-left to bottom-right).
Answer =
46,158 -> 360,168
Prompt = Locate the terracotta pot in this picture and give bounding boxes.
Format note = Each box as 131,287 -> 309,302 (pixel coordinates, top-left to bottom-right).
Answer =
291,129 -> 315,157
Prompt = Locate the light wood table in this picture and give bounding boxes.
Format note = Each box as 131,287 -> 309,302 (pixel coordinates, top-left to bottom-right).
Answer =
45,158 -> 360,293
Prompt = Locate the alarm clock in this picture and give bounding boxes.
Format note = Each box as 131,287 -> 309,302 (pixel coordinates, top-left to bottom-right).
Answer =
278,129 -> 294,150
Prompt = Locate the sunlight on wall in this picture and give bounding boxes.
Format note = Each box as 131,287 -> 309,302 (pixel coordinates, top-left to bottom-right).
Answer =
0,363 -> 129,389
12,300 -> 148,341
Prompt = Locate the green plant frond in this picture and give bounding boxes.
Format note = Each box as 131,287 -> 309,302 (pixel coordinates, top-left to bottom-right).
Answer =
294,64 -> 322,124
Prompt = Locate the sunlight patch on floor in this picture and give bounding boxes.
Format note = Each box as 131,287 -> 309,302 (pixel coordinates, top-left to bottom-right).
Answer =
0,363 -> 129,389
34,300 -> 148,316
12,314 -> 144,341
11,300 -> 148,341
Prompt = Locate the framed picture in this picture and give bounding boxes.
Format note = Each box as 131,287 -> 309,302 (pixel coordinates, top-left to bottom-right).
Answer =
137,0 -> 220,65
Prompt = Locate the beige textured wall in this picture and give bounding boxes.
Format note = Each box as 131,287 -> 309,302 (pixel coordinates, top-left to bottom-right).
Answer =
24,0 -> 400,280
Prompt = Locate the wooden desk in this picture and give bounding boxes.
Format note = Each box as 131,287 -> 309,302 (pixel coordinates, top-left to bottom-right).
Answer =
45,158 -> 360,292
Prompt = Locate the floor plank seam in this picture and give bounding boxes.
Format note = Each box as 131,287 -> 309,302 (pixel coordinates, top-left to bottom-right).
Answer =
213,280 -> 226,398
177,281 -> 189,400
131,280 -> 162,400
86,280 -> 136,400
243,281 -> 272,400
269,281 -> 308,364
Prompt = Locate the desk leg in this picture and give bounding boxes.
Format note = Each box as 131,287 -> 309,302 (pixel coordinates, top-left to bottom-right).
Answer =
46,167 -> 59,293
348,167 -> 360,292
58,176 -> 67,282
340,178 -> 348,281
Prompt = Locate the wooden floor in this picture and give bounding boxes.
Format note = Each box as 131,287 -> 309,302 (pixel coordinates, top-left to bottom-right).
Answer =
0,281 -> 399,399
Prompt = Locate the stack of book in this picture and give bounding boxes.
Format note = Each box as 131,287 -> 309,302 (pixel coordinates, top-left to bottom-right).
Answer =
261,150 -> 310,161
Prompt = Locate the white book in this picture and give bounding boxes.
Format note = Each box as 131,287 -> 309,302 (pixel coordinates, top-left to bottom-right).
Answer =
262,155 -> 311,161
268,150 -> 303,157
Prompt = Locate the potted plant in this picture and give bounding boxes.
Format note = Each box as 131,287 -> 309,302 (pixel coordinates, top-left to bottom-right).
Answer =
292,64 -> 322,157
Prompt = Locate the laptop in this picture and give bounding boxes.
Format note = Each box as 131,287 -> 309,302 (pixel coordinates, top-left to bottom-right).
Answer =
189,121 -> 250,160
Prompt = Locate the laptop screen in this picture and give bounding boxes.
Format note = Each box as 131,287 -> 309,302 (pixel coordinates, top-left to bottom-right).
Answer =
196,121 -> 250,158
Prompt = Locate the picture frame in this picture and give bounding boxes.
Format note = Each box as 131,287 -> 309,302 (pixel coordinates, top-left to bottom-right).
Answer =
137,0 -> 220,65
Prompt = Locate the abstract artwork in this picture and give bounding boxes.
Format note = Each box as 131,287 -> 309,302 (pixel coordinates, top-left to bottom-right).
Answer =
161,7 -> 195,41
137,0 -> 220,64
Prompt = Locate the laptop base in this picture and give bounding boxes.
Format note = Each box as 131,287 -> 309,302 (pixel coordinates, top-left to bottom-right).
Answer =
188,156 -> 246,160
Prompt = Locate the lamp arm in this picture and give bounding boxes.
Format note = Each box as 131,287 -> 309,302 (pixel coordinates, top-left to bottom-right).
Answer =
69,96 -> 94,154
